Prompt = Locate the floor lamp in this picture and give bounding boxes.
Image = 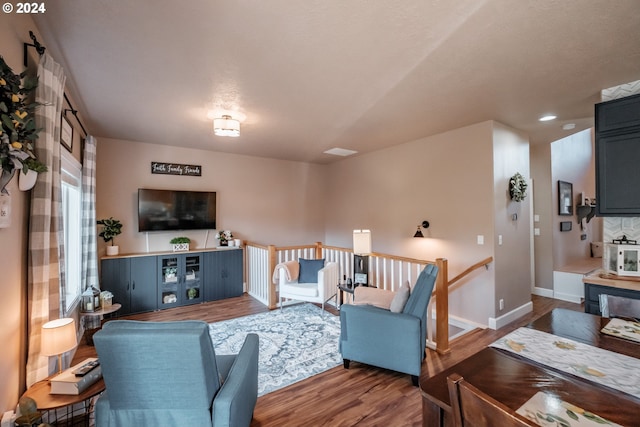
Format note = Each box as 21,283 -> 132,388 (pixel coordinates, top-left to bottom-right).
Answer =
41,318 -> 77,374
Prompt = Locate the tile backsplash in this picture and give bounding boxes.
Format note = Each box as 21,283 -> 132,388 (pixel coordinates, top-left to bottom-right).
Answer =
603,217 -> 640,243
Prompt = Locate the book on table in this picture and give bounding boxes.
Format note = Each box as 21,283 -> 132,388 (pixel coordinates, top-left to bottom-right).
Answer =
50,357 -> 102,395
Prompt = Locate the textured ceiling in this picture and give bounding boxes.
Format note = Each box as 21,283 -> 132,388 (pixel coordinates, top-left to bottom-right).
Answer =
33,0 -> 640,164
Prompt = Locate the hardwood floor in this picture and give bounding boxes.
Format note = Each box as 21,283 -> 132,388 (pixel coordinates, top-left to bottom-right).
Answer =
75,294 -> 582,427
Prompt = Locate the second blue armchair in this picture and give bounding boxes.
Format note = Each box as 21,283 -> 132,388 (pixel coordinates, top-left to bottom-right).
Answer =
339,264 -> 438,385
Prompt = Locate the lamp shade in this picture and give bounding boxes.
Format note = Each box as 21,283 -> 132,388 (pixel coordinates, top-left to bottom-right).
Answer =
353,229 -> 372,255
41,318 -> 77,357
213,115 -> 240,137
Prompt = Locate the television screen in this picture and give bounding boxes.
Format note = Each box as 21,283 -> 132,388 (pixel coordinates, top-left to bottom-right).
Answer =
138,189 -> 216,232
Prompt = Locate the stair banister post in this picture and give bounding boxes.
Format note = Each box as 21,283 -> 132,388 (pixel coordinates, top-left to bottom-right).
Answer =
435,258 -> 450,354
268,244 -> 278,309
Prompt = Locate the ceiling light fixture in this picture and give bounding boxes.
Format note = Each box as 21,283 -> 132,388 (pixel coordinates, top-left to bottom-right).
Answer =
324,148 -> 358,157
213,115 -> 240,137
562,123 -> 576,130
539,115 -> 557,122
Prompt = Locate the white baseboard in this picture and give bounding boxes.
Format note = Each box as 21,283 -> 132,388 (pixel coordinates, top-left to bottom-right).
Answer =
552,292 -> 584,304
488,301 -> 533,330
532,286 -> 554,298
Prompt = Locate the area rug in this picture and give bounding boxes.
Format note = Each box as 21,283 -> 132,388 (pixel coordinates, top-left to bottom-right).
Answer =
208,303 -> 342,396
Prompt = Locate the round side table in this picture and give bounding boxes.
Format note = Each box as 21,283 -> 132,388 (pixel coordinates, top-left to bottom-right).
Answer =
81,303 -> 122,345
20,375 -> 105,427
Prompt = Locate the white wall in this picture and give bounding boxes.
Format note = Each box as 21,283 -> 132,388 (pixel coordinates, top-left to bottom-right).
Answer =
96,138 -> 327,255
491,122 -> 531,315
0,12 -> 37,413
324,121 -> 500,325
551,129 -> 600,269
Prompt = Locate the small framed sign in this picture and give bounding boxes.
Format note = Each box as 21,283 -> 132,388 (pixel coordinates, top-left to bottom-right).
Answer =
60,116 -> 73,152
560,221 -> 572,232
151,162 -> 202,176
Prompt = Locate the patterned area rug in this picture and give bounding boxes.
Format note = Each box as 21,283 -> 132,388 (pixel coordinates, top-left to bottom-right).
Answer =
209,303 -> 342,396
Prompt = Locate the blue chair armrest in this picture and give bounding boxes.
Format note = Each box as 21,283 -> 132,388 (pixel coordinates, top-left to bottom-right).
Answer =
212,333 -> 259,427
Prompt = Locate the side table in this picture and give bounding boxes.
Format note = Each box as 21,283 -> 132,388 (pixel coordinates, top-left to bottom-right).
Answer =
81,303 -> 122,346
337,283 -> 359,308
20,375 -> 104,427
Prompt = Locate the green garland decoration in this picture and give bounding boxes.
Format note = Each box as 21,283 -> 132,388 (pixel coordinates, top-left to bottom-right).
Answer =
509,172 -> 527,202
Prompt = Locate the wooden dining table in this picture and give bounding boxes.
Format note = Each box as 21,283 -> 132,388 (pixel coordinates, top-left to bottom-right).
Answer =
420,308 -> 640,426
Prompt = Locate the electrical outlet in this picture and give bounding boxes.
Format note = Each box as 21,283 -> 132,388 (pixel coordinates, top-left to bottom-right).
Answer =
498,235 -> 503,245
499,299 -> 504,310
581,234 -> 587,240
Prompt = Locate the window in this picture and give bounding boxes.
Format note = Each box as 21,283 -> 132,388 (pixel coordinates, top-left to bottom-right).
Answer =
61,150 -> 82,314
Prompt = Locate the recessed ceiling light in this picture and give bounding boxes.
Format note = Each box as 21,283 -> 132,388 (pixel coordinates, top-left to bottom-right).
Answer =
539,115 -> 557,122
562,123 -> 576,130
324,148 -> 358,157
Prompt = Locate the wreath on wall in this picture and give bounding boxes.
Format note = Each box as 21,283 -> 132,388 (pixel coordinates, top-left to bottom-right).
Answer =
509,172 -> 527,202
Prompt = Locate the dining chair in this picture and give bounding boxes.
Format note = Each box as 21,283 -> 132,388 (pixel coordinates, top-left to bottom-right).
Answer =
447,373 -> 537,427
599,294 -> 640,319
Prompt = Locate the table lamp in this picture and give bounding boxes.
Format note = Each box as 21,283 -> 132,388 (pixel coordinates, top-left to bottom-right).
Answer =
353,229 -> 372,286
41,318 -> 77,374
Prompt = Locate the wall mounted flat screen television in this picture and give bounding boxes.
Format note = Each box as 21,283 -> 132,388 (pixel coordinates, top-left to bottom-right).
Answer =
138,189 -> 216,232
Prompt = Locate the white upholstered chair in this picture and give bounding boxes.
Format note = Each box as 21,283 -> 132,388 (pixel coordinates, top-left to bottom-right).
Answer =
276,259 -> 339,315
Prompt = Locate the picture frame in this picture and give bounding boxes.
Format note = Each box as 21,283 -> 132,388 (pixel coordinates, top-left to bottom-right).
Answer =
560,221 -> 572,232
61,115 -> 73,152
558,180 -> 573,216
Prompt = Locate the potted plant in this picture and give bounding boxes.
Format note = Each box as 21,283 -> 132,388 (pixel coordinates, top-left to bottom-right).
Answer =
0,56 -> 42,195
18,157 -> 47,191
170,236 -> 190,252
216,230 -> 233,247
97,217 -> 123,256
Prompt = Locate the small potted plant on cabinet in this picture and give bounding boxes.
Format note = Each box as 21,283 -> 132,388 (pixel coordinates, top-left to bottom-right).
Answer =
170,236 -> 190,252
97,217 -> 123,256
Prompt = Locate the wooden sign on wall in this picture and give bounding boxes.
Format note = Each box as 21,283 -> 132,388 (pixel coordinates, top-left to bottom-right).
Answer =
151,162 -> 202,176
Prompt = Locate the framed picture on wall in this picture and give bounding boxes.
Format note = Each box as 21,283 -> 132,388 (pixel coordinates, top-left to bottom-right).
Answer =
558,180 -> 573,216
60,115 -> 73,152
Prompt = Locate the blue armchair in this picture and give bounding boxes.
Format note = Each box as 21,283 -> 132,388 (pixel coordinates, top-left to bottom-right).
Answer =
339,264 -> 438,386
93,320 -> 258,427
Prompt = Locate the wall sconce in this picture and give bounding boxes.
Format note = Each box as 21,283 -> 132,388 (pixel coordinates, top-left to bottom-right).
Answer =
41,318 -> 77,373
353,229 -> 371,286
213,115 -> 240,137
413,220 -> 430,238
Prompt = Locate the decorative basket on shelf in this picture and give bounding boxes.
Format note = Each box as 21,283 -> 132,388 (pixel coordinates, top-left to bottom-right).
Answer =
172,243 -> 189,252
170,237 -> 190,252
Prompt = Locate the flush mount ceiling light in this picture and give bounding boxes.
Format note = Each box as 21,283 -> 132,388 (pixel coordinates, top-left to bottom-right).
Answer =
539,114 -> 557,122
213,115 -> 240,137
323,147 -> 358,157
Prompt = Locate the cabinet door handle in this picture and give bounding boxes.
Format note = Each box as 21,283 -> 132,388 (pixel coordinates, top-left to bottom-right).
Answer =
127,282 -> 130,291
132,281 -> 135,290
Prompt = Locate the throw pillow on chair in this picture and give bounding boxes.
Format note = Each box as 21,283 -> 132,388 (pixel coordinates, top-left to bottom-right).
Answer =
298,258 -> 325,282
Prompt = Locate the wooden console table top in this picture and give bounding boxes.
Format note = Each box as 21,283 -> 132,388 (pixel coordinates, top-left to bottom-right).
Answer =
583,269 -> 640,291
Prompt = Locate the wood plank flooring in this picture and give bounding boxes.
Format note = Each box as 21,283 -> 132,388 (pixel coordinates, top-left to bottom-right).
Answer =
75,294 -> 581,427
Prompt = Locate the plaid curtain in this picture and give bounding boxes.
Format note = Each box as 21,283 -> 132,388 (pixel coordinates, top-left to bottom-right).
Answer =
81,136 -> 98,291
26,53 -> 66,387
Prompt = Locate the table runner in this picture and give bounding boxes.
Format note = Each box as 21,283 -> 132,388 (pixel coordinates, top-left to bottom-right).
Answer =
490,327 -> 640,399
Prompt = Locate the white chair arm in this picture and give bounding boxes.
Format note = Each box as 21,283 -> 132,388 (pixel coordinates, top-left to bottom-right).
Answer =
318,262 -> 339,301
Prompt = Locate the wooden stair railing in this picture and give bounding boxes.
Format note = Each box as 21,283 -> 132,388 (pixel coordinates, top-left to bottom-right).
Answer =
248,241 -> 492,354
433,256 -> 493,354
